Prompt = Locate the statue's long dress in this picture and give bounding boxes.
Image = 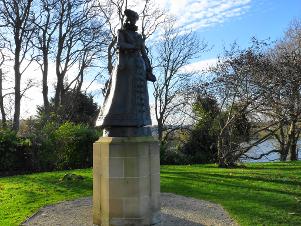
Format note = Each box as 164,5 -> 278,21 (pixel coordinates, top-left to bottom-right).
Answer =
98,29 -> 152,128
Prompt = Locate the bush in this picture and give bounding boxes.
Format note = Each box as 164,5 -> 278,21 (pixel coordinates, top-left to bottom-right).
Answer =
1,120 -> 101,175
178,96 -> 219,164
179,95 -> 252,167
53,122 -> 100,169
182,126 -> 217,164
30,121 -> 59,171
2,89 -> 102,173
0,129 -> 31,173
160,143 -> 188,165
37,90 -> 99,127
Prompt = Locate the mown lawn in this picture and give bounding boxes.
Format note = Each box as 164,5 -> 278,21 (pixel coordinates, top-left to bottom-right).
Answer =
0,162 -> 301,226
0,169 -> 93,226
161,162 -> 301,226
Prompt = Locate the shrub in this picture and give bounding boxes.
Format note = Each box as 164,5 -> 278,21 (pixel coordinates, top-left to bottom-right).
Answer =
0,129 -> 31,173
179,96 -> 219,164
30,121 -> 58,171
37,90 -> 99,127
53,122 -> 100,170
1,120 -> 101,175
160,144 -> 188,165
182,126 -> 218,164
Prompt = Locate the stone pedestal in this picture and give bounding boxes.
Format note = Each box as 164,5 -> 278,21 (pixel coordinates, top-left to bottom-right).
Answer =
93,136 -> 160,226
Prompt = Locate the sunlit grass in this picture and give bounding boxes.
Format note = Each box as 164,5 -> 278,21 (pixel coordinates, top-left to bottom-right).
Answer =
0,162 -> 300,225
161,162 -> 301,226
0,169 -> 92,226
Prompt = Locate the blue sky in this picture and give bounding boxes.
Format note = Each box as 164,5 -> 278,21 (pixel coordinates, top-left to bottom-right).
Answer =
190,0 -> 301,59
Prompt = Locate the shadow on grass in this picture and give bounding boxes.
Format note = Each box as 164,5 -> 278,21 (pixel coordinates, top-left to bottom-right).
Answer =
162,161 -> 301,171
161,171 -> 301,197
161,176 -> 301,225
161,164 -> 301,226
161,167 -> 301,185
25,173 -> 92,193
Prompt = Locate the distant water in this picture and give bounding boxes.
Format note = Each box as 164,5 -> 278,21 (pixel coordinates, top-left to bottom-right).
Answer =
241,139 -> 301,163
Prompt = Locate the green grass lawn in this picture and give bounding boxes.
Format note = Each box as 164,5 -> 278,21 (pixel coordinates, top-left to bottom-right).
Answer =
0,169 -> 93,226
161,162 -> 301,226
0,162 -> 301,226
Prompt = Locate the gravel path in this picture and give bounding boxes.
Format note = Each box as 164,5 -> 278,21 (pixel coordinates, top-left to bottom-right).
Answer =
22,193 -> 238,226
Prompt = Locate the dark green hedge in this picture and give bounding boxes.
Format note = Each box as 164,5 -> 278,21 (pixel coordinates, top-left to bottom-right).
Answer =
0,122 -> 101,175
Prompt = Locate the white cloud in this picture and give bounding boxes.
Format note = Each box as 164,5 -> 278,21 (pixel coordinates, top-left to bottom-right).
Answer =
162,0 -> 251,31
181,58 -> 218,73
98,0 -> 251,33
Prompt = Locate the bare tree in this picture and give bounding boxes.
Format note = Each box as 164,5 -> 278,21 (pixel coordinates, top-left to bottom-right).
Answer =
32,0 -> 59,114
263,21 -> 301,161
152,20 -> 207,144
203,42 -> 280,167
0,0 -> 36,130
139,0 -> 166,40
64,18 -> 108,94
48,0 -> 107,109
240,22 -> 301,162
205,34 -> 301,166
97,0 -> 125,76
0,50 -> 6,127
30,0 -> 108,117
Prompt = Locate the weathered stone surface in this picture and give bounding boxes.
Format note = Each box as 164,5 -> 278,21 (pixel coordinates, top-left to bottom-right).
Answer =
93,136 -> 160,226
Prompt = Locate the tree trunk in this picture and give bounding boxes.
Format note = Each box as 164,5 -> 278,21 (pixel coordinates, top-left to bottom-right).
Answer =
217,137 -> 225,167
13,44 -> 21,131
287,140 -> 298,161
279,146 -> 288,161
157,120 -> 163,142
278,125 -> 288,161
54,18 -> 64,109
0,69 -> 6,127
42,50 -> 49,114
54,75 -> 64,109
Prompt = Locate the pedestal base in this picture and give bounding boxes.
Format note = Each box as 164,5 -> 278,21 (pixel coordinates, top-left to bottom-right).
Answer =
93,136 -> 160,226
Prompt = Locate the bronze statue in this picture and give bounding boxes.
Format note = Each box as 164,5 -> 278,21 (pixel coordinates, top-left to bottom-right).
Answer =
98,9 -> 156,137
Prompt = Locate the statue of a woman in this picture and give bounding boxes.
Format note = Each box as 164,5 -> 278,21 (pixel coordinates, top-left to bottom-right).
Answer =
98,9 -> 156,137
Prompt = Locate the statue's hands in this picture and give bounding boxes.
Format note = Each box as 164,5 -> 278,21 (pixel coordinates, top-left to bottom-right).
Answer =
146,71 -> 156,82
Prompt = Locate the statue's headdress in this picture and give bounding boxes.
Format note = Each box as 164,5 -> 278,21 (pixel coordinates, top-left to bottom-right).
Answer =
124,9 -> 139,21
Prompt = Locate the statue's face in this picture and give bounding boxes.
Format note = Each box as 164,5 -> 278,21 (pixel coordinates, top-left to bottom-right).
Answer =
128,16 -> 138,25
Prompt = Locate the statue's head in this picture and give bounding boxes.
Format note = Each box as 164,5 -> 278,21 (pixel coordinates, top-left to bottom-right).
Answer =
124,9 -> 139,25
